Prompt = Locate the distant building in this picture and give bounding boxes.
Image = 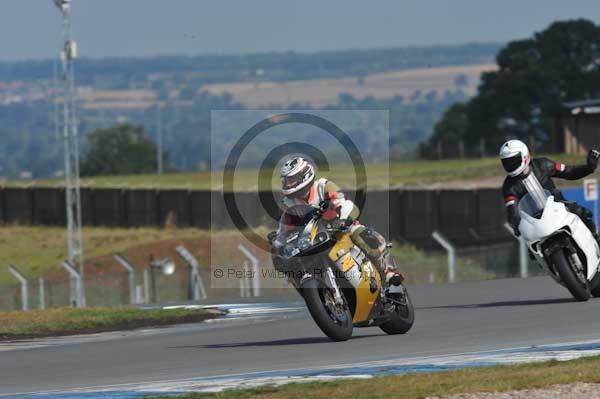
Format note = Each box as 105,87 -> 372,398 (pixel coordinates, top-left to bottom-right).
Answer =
562,99 -> 600,155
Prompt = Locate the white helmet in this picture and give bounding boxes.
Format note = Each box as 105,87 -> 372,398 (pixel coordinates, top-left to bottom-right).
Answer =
280,156 -> 315,196
499,139 -> 530,177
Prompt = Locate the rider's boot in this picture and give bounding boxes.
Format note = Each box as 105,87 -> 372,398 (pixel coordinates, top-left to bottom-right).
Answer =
384,267 -> 404,286
381,248 -> 403,287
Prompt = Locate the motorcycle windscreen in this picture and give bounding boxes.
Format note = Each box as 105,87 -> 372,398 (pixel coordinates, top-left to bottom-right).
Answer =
518,190 -> 553,218
519,173 -> 550,215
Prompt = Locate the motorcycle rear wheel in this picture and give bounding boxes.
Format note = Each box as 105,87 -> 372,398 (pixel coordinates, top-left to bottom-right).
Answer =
301,277 -> 353,341
550,249 -> 590,302
379,285 -> 415,335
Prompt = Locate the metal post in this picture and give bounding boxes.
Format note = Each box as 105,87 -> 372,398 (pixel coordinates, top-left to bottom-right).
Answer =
143,269 -> 150,304
175,245 -> 207,300
432,231 -> 456,283
62,260 -> 84,307
114,254 -> 137,304
8,265 -> 29,311
238,244 -> 260,297
38,278 -> 46,310
54,0 -> 85,307
504,223 -> 529,278
242,261 -> 250,297
239,279 -> 245,298
150,266 -> 158,303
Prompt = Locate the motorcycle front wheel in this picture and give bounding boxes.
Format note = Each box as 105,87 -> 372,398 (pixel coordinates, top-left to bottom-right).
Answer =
379,285 -> 415,335
301,277 -> 353,341
550,249 -> 591,302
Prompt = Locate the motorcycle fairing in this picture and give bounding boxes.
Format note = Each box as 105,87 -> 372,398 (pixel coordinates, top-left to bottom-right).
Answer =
520,196 -> 600,281
328,233 -> 381,324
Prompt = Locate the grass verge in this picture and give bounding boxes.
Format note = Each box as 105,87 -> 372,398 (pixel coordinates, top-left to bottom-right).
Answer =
0,226 -> 208,285
145,355 -> 600,399
3,154 -> 585,190
0,306 -> 218,340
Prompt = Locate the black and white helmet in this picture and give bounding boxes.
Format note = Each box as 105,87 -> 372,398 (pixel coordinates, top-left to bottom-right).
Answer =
499,139 -> 530,177
280,156 -> 315,196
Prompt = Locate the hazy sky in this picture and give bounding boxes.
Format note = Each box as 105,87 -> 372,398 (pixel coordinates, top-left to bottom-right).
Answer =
2,0 -> 600,61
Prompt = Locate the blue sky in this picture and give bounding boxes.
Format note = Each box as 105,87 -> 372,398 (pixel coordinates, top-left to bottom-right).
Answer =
2,0 -> 600,60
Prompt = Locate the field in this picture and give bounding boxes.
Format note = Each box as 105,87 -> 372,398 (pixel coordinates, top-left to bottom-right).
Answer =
0,226 -> 208,285
200,64 -> 496,107
3,154 -> 585,191
147,355 -> 600,399
0,224 -> 495,291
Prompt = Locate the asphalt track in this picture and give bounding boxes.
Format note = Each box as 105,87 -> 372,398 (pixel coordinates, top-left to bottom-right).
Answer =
3,276 -> 600,396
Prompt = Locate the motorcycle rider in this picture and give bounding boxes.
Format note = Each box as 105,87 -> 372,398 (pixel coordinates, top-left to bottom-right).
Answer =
500,139 -> 600,238
274,156 -> 403,286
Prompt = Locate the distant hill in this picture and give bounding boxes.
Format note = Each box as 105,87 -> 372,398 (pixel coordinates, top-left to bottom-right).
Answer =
201,63 -> 496,108
0,43 -> 501,87
0,43 -> 502,179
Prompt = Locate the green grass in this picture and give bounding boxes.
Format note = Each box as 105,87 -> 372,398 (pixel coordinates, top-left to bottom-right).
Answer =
3,154 -> 586,190
145,355 -> 600,399
0,306 -> 217,340
0,226 -> 209,285
392,244 -> 497,283
0,225 -> 492,287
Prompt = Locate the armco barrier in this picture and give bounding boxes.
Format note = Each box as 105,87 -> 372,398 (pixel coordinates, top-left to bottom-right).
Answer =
0,186 -> 512,246
80,188 -> 96,226
437,190 -> 478,242
125,190 -> 158,227
360,189 -> 391,237
158,190 -> 191,227
4,188 -> 34,224
92,189 -> 125,226
190,190 -> 211,228
33,188 -> 65,225
401,190 -> 439,243
476,188 -> 506,238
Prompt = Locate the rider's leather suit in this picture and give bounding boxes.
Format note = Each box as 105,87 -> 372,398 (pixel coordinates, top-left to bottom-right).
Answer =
502,157 -> 597,235
277,178 -> 389,271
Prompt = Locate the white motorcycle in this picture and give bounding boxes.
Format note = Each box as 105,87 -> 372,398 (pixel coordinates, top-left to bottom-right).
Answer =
518,175 -> 600,301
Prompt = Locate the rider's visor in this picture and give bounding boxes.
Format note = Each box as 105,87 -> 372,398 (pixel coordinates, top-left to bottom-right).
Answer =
282,174 -> 303,191
501,154 -> 523,174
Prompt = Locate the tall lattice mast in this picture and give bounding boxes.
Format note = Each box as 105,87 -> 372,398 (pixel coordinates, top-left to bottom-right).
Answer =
54,0 -> 85,306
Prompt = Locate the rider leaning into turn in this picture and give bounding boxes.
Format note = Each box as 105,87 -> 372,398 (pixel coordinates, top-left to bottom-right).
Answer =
277,156 -> 403,286
500,139 -> 600,239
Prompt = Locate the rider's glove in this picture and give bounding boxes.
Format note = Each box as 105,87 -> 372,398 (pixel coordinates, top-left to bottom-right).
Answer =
328,218 -> 348,231
318,199 -> 338,221
513,224 -> 521,237
587,149 -> 600,170
511,217 -> 521,237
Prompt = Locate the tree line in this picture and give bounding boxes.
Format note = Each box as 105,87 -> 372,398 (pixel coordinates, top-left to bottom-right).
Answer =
420,19 -> 600,159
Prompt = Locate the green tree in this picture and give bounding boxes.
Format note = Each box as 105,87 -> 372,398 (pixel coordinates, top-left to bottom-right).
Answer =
80,124 -> 165,176
424,19 -> 600,157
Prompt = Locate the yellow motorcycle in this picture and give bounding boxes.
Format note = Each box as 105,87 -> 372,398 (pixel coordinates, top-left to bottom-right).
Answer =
270,204 -> 414,341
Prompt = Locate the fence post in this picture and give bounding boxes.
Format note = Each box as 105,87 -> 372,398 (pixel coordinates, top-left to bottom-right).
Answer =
143,269 -> 150,304
62,260 -> 84,308
8,264 -> 28,311
241,260 -> 251,297
38,277 -> 46,310
504,223 -> 529,278
238,244 -> 260,297
432,231 -> 456,283
114,254 -> 137,305
175,245 -> 207,300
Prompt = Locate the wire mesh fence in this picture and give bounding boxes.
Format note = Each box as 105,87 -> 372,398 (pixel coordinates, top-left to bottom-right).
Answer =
0,238 -> 542,312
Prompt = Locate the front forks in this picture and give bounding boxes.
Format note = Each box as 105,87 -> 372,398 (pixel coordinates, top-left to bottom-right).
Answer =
325,267 -> 344,305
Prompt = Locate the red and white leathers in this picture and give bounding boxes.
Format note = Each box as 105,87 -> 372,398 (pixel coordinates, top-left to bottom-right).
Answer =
280,177 -> 403,286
